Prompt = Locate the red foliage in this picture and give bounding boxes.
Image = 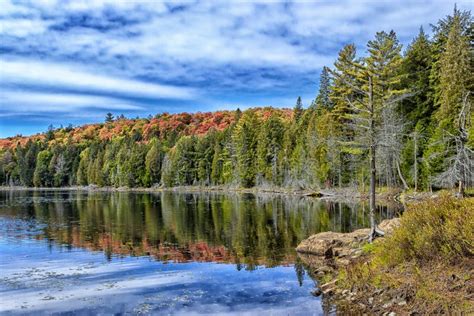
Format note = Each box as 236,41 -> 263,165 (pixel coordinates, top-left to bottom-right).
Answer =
0,108 -> 291,150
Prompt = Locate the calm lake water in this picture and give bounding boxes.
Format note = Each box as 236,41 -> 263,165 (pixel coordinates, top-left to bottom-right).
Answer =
0,190 -> 401,315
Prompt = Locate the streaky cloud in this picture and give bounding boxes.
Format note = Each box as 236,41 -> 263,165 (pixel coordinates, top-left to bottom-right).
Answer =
0,59 -> 197,100
0,90 -> 144,114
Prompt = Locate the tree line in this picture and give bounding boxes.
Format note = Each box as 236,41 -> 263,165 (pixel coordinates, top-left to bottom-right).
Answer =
0,8 -> 472,194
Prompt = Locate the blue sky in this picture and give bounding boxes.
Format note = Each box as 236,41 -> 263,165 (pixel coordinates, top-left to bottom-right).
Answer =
0,0 -> 471,137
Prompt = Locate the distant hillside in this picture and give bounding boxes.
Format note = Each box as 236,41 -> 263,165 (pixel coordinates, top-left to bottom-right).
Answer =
0,108 -> 292,150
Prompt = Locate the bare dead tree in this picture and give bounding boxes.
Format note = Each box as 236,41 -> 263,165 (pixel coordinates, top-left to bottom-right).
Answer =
377,101 -> 410,190
433,93 -> 473,196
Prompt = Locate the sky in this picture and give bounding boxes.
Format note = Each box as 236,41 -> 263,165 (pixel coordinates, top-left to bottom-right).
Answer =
0,0 -> 471,137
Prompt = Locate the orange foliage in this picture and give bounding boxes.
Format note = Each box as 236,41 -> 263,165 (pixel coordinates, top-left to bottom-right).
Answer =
0,108 -> 292,150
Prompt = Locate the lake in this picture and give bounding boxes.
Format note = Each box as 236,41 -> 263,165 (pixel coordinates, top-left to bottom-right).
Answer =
0,190 -> 401,315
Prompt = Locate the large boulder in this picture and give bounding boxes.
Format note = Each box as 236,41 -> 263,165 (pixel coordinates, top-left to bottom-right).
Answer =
296,218 -> 400,257
296,228 -> 369,256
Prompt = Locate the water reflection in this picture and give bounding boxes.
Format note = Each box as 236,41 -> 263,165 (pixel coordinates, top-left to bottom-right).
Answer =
0,190 -> 401,270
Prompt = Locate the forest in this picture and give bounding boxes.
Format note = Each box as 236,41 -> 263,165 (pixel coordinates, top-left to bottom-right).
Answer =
0,8 -> 472,194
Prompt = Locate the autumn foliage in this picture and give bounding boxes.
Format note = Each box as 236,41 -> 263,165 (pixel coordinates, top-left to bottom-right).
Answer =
0,109 -> 292,150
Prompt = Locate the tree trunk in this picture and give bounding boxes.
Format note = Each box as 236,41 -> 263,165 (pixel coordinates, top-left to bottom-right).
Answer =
369,140 -> 378,242
396,160 -> 409,190
456,93 -> 470,198
458,139 -> 465,198
368,76 -> 383,242
413,131 -> 418,192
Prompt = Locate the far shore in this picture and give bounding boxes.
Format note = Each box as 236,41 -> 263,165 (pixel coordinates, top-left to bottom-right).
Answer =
0,185 -> 440,204
0,184 -> 336,196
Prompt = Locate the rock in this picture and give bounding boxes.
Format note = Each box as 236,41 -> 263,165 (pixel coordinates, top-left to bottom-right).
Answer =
388,312 -> 396,316
320,279 -> 337,290
311,289 -> 322,297
315,265 -> 333,274
378,218 -> 401,235
296,229 -> 370,256
321,279 -> 337,294
368,297 -> 374,305
297,253 -> 335,272
295,218 -> 401,267
398,300 -> 407,306
334,247 -> 352,257
335,258 -> 351,266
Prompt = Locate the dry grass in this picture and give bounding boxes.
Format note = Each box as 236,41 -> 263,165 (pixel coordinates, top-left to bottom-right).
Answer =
338,195 -> 474,314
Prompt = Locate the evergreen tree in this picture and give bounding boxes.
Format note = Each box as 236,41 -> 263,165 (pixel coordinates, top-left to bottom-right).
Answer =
429,6 -> 472,109
33,150 -> 53,187
399,28 -> 434,123
398,28 -> 434,189
210,142 -> 223,185
330,44 -> 358,125
45,124 -> 56,142
256,113 -> 285,185
76,148 -> 90,186
234,110 -> 259,187
437,16 -> 472,124
196,132 -> 216,185
330,30 -> 405,240
293,96 -> 303,121
145,139 -> 163,186
16,143 -> 39,187
315,66 -> 333,108
105,112 -> 114,123
424,13 -> 473,194
173,136 -> 197,185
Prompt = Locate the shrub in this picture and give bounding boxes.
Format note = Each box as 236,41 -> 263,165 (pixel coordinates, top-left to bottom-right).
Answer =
376,195 -> 474,266
338,195 -> 474,314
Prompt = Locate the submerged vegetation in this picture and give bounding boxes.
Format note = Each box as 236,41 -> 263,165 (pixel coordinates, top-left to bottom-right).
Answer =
0,9 -> 472,196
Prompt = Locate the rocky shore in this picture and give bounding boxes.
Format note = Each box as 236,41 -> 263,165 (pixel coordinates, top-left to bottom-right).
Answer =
296,218 -> 403,314
296,195 -> 474,315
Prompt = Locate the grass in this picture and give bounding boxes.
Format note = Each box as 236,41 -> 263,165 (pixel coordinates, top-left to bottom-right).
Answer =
337,194 -> 474,314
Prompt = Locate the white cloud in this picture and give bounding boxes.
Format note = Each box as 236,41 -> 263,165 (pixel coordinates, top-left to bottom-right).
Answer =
0,59 -> 197,100
0,90 -> 144,114
0,19 -> 52,37
0,0 -> 472,136
2,1 -> 469,79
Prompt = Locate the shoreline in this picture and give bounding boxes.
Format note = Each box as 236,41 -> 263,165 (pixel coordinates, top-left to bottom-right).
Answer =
0,185 -> 443,204
296,195 -> 474,314
0,185 -> 406,200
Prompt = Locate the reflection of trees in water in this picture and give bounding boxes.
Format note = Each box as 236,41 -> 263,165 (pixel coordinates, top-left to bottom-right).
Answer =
0,191 -> 401,269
